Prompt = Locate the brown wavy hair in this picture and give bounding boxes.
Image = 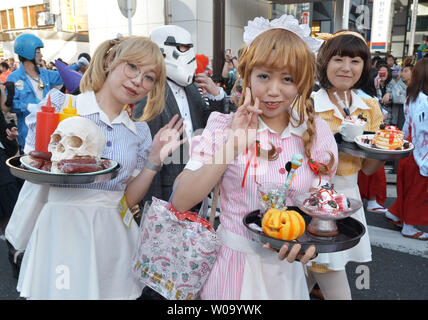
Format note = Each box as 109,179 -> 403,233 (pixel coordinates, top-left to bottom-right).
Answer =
237,28 -> 334,171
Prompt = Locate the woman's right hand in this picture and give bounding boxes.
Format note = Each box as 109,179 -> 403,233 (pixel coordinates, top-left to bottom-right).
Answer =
228,87 -> 262,155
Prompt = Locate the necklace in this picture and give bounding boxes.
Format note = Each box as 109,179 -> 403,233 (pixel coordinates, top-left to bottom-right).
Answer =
27,74 -> 44,89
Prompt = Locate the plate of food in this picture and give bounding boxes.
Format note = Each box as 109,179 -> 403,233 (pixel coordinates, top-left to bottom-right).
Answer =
354,124 -> 414,155
292,184 -> 363,238
293,185 -> 363,220
243,207 -> 365,253
20,152 -> 118,175
7,154 -> 120,185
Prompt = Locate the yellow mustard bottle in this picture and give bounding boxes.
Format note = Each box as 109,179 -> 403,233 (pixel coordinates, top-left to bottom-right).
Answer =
59,96 -> 79,122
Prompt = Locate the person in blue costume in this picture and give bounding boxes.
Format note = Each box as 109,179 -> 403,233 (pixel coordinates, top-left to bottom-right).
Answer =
5,33 -> 62,149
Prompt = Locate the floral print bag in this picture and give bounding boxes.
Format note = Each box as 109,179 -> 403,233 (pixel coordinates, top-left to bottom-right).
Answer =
132,196 -> 220,300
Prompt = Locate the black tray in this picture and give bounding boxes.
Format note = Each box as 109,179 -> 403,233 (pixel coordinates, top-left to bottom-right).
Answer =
243,207 -> 365,253
7,155 -> 120,185
335,132 -> 412,160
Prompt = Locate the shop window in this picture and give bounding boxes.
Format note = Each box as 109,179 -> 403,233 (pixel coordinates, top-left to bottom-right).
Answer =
22,5 -> 46,28
0,10 -> 8,30
0,9 -> 15,30
416,15 -> 428,32
8,9 -> 15,29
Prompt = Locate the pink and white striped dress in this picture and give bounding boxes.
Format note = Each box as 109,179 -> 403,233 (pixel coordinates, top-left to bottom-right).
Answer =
186,112 -> 338,299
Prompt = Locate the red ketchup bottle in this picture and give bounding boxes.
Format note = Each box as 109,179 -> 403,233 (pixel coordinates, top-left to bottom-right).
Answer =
35,95 -> 59,153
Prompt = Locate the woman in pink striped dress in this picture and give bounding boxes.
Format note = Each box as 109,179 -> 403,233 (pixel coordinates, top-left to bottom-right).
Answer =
172,15 -> 338,300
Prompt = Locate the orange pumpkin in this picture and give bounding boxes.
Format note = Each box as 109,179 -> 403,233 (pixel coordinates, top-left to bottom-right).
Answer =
262,208 -> 306,241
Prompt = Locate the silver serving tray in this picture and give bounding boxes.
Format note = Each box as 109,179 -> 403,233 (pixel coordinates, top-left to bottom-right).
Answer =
335,132 -> 412,160
7,155 -> 120,185
243,207 -> 366,253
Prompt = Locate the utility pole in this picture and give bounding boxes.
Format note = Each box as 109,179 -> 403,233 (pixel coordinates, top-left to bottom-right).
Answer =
127,0 -> 132,35
408,0 -> 419,56
212,0 -> 225,77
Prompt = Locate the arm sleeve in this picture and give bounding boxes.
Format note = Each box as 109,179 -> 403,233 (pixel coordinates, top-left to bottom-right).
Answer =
363,98 -> 384,132
411,97 -> 428,177
48,70 -> 64,87
185,111 -> 232,171
134,122 -> 152,175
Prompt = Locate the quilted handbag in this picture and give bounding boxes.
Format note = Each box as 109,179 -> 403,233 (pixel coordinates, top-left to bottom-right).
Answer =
132,195 -> 220,300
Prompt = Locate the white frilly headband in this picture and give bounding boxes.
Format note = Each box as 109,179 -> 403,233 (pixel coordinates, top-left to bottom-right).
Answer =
243,14 -> 323,54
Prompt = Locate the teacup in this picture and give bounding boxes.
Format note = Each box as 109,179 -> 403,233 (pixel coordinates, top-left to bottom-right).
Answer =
338,119 -> 366,142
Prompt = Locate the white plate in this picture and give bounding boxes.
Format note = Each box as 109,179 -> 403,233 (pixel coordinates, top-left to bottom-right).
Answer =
354,134 -> 414,154
20,155 -> 118,176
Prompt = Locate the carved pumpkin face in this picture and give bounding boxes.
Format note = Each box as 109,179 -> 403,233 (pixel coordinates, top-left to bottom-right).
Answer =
262,208 -> 306,241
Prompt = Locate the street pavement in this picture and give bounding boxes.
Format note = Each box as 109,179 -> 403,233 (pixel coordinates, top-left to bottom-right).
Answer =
1,171 -> 427,300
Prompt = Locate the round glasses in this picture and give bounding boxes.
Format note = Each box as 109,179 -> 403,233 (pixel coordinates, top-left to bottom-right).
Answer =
123,62 -> 156,90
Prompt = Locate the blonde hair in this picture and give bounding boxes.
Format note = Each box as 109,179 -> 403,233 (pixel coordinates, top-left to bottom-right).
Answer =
238,29 -> 333,169
80,36 -> 166,122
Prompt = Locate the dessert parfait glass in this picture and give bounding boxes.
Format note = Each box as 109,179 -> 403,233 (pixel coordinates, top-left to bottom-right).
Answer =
293,192 -> 363,239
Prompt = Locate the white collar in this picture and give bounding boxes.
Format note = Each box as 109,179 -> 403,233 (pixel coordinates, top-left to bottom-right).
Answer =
313,89 -> 371,121
167,79 -> 184,93
257,108 -> 307,139
76,91 -> 137,135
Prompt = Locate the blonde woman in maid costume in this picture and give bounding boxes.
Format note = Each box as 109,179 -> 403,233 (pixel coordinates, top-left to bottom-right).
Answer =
308,32 -> 385,299
13,36 -> 187,299
172,15 -> 338,300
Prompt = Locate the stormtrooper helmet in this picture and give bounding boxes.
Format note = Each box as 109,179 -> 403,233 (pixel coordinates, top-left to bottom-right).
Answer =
150,25 -> 196,87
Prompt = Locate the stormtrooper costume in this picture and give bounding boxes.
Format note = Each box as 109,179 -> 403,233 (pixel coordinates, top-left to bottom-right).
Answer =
134,25 -> 226,205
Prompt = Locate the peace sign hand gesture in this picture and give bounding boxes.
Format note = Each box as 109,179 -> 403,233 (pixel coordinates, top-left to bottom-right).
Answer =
228,87 -> 262,156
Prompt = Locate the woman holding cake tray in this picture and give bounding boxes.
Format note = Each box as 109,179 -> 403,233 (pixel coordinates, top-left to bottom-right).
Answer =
172,15 -> 338,300
13,36 -> 187,299
309,32 -> 385,299
384,57 -> 428,240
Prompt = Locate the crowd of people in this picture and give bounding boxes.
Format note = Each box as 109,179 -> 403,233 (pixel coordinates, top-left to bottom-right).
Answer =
0,14 -> 427,300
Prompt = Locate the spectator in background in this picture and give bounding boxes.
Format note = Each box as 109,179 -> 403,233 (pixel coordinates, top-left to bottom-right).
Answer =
362,55 -> 382,97
375,62 -> 394,123
0,84 -> 20,241
390,62 -> 414,130
0,62 -> 12,84
70,52 -> 91,74
417,36 -> 428,61
39,59 -> 47,69
5,33 -> 63,149
386,54 -> 401,80
7,57 -> 17,71
46,61 -> 56,70
221,48 -> 240,95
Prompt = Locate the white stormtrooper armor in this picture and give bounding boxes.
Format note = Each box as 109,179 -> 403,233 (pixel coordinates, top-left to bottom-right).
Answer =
150,25 -> 197,87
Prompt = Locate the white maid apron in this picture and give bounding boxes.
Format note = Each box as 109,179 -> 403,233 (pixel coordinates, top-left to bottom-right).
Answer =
307,173 -> 372,270
5,181 -> 49,251
216,225 -> 309,300
17,187 -> 143,300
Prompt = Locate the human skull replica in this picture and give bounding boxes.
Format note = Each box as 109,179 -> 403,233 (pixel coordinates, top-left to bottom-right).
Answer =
48,116 -> 106,162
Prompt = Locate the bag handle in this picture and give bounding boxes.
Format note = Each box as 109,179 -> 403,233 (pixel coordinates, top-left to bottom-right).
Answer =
209,182 -> 220,227
169,180 -> 218,228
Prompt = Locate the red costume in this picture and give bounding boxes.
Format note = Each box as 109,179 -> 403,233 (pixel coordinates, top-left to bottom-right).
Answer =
358,166 -> 387,206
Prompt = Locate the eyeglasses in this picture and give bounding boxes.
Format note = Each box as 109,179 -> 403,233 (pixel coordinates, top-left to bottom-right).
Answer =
123,62 -> 156,90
